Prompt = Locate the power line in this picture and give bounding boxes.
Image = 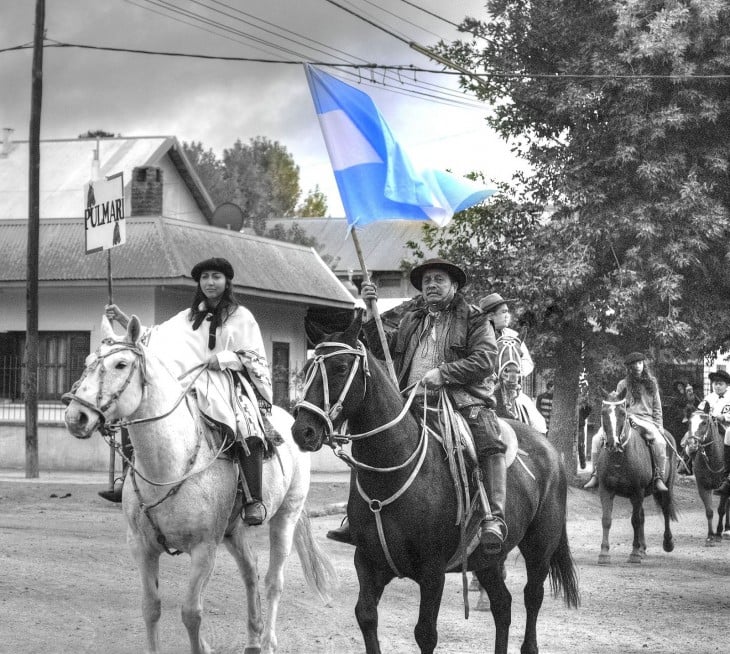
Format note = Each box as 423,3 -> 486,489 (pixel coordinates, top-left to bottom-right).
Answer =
398,0 -> 461,31
19,42 -> 730,80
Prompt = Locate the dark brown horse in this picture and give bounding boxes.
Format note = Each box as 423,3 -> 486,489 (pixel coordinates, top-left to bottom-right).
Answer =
595,396 -> 677,564
684,410 -> 730,544
291,314 -> 579,654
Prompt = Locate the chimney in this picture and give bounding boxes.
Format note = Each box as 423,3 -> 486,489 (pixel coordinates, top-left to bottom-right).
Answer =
2,128 -> 14,157
130,166 -> 163,216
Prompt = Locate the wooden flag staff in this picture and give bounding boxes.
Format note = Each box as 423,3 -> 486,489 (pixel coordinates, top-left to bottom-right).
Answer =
105,249 -> 115,494
350,229 -> 399,385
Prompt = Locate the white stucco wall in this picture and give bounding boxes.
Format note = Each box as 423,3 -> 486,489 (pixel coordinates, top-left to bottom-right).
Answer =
159,155 -> 208,224
0,284 -> 348,473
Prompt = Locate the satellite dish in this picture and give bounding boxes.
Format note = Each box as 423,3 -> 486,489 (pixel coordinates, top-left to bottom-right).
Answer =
211,202 -> 244,231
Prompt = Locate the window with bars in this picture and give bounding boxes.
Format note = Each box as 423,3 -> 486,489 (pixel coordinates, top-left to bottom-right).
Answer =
0,332 -> 90,401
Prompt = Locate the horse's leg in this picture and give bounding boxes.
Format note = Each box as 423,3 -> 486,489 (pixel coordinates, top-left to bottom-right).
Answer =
598,489 -> 614,565
628,496 -> 646,563
354,547 -> 393,654
224,527 -> 264,654
476,562 -> 512,654
128,535 -> 162,654
413,563 -> 446,654
181,542 -> 218,654
260,507 -> 300,654
723,497 -> 730,538
518,534 -> 554,654
696,483 -> 716,544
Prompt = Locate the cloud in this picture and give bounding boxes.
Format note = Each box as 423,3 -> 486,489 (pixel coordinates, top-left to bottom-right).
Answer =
1,0 -> 524,215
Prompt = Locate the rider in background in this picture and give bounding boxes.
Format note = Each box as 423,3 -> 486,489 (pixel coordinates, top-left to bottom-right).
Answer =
328,258 -> 509,557
479,292 -> 534,377
696,370 -> 730,497
583,352 -> 668,492
494,361 -> 547,435
104,257 -> 274,526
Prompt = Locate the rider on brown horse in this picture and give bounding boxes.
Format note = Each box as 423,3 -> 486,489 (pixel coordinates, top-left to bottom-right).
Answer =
697,369 -> 730,497
584,351 -> 669,492
327,258 -> 508,556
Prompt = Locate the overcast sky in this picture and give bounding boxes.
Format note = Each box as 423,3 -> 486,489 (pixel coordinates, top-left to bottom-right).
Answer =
1,0 -> 525,215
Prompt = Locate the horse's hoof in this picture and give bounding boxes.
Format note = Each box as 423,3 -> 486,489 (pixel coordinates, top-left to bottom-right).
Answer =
705,538 -> 716,547
663,539 -> 675,553
627,553 -> 642,564
723,531 -> 730,540
597,554 -> 611,565
244,648 -> 262,654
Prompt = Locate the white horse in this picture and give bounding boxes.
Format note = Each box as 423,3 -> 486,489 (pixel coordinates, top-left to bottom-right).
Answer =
64,316 -> 335,654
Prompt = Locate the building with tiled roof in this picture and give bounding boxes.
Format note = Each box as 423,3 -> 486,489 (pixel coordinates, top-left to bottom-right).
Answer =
0,134 -> 353,473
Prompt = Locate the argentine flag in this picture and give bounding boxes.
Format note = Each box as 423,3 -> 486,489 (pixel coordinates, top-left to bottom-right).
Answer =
304,65 -> 495,228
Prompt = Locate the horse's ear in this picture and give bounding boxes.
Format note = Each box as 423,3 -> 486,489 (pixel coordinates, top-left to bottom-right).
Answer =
598,386 -> 609,399
343,309 -> 364,346
101,315 -> 117,341
127,315 -> 142,344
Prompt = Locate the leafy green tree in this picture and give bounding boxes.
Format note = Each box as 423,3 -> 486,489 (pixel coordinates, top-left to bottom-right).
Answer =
296,185 -> 328,217
183,137 -> 310,235
432,1 -> 730,476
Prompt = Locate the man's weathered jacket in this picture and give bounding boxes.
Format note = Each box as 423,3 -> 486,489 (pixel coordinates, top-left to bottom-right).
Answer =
362,294 -> 497,409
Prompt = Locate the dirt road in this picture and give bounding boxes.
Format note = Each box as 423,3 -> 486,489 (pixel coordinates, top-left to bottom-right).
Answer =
0,474 -> 728,654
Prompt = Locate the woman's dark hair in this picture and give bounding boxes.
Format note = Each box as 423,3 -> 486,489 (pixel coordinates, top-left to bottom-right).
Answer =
188,280 -> 240,330
623,365 -> 658,401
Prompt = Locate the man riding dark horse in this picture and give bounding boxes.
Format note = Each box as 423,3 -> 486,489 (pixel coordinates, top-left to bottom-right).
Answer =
327,258 -> 508,556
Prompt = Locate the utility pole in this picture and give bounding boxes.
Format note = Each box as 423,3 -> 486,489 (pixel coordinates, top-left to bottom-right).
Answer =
26,0 -> 45,478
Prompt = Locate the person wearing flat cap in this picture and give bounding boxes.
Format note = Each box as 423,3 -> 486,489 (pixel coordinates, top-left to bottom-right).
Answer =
104,257 -> 273,526
584,351 -> 669,492
327,257 -> 508,557
696,370 -> 730,499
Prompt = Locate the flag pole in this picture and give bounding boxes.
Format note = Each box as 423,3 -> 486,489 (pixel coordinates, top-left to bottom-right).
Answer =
350,228 -> 398,384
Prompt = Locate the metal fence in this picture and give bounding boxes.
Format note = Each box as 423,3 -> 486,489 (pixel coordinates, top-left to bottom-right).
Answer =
0,356 -> 80,423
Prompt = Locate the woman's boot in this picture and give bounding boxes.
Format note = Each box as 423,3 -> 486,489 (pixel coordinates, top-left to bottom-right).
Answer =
239,438 -> 266,525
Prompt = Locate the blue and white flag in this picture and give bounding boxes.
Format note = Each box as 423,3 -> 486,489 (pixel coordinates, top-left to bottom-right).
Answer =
304,65 -> 495,228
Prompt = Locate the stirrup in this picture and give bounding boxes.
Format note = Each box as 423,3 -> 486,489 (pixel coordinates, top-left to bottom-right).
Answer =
326,518 -> 354,545
242,501 -> 266,526
583,474 -> 598,489
653,470 -> 668,492
479,518 -> 505,554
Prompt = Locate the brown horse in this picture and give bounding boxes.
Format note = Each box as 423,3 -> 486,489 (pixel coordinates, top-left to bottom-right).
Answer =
291,313 -> 579,654
595,396 -> 677,564
684,410 -> 730,544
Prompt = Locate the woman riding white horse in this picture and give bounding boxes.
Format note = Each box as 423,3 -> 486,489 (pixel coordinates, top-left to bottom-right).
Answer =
105,256 -> 274,525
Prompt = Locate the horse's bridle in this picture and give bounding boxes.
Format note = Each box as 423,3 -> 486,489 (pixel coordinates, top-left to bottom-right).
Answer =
295,340 -> 370,444
62,339 -> 147,430
602,398 -> 632,452
685,411 -> 726,474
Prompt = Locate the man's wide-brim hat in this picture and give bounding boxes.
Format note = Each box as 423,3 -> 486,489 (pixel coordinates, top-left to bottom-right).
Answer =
191,257 -> 234,282
409,258 -> 467,291
623,351 -> 646,366
479,292 -> 512,314
709,370 -> 730,384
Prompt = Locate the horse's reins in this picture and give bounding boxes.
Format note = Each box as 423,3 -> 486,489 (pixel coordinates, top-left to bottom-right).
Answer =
295,340 -> 440,578
64,339 -> 233,554
686,412 -> 726,475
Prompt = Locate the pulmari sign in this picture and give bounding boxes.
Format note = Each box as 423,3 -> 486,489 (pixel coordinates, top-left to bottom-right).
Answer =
84,172 -> 125,254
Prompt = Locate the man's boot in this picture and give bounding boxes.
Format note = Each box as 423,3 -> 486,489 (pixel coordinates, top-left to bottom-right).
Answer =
651,440 -> 669,492
479,453 -> 507,555
327,517 -> 354,544
239,438 -> 266,525
98,428 -> 132,503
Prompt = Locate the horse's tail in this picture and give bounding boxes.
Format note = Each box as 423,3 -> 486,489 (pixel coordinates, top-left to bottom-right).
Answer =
293,509 -> 338,605
548,522 -> 580,609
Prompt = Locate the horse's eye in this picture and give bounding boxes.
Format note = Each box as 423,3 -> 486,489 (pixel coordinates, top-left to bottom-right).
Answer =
115,361 -> 128,370
333,363 -> 349,375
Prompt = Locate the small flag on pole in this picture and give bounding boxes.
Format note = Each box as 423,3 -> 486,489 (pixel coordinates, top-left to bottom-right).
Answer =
304,64 -> 495,228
